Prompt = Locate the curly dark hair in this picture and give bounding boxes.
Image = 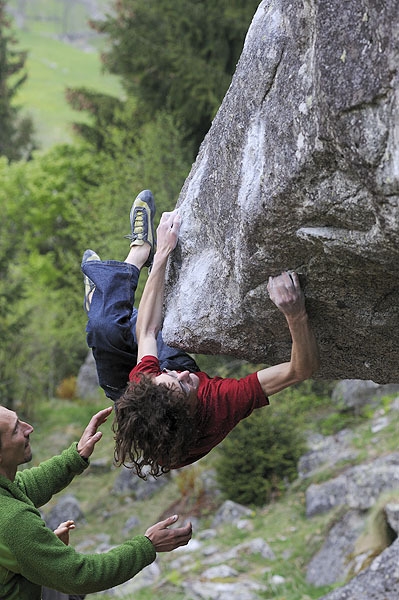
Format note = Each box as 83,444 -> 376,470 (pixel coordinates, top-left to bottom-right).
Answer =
113,374 -> 197,479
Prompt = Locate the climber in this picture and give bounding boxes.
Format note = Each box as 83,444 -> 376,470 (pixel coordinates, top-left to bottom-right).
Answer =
81,190 -> 319,479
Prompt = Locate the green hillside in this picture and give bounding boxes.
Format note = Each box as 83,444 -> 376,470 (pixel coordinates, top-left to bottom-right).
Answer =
28,386 -> 399,600
7,0 -> 123,148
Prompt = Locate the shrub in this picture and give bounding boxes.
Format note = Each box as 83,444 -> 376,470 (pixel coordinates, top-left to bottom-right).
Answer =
215,397 -> 307,506
56,376 -> 77,400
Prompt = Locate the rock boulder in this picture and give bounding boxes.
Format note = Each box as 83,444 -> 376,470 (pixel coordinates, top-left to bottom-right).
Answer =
163,0 -> 399,383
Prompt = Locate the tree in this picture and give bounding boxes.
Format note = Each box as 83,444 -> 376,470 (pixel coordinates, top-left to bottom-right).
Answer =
0,119 -> 190,407
0,144 -> 109,406
0,0 -> 35,161
215,391 -> 307,506
65,86 -> 133,154
0,157 -> 27,407
89,0 -> 260,151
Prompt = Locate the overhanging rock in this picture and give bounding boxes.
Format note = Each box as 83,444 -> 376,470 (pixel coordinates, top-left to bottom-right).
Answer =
163,0 -> 399,383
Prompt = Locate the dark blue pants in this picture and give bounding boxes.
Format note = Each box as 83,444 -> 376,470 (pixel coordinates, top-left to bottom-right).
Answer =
82,260 -> 199,401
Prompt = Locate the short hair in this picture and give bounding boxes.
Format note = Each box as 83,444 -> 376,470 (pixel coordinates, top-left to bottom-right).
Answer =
113,374 -> 197,479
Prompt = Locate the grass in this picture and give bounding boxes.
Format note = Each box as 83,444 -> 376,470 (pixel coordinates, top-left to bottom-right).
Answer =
8,1 -> 123,148
17,387 -> 399,599
15,29 -> 123,148
29,396 -> 111,462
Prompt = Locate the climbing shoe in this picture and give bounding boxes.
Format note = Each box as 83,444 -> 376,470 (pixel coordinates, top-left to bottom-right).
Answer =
125,189 -> 156,267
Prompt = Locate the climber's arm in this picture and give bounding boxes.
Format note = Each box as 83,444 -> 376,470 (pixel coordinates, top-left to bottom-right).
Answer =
257,272 -> 319,396
136,211 -> 181,362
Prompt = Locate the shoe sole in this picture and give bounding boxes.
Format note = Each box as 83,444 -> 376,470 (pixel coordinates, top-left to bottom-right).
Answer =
128,190 -> 156,266
81,249 -> 100,313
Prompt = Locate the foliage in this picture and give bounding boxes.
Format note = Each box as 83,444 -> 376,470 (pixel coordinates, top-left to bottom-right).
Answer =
55,376 -> 77,400
215,391 -> 308,506
88,0 -> 260,151
318,409 -> 364,436
0,110 -> 190,408
65,86 -> 127,153
0,0 -> 35,160
316,386 -> 389,436
195,354 -> 260,378
129,111 -> 192,209
0,144 -> 106,406
8,23 -> 123,149
64,87 -> 193,189
29,395 -> 356,600
25,385 -> 399,600
0,158 -> 27,407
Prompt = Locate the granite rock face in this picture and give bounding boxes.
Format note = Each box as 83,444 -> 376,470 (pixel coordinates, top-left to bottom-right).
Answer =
318,538 -> 399,600
163,0 -> 399,383
306,510 -> 367,587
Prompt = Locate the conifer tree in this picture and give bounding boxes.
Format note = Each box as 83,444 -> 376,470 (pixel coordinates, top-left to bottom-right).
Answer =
0,0 -> 35,161
73,0 -> 260,153
65,86 -> 127,154
67,0 -> 258,156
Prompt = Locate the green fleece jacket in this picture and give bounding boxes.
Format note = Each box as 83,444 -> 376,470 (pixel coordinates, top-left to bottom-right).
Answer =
0,443 -> 156,599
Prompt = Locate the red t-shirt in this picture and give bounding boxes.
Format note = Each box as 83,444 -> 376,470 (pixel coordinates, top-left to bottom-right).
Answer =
129,355 -> 269,468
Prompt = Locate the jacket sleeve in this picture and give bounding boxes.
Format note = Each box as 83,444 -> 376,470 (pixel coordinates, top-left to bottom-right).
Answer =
15,443 -> 89,508
0,504 -> 156,594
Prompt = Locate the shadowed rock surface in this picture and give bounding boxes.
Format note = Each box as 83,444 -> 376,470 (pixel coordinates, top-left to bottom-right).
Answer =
318,538 -> 399,600
306,510 -> 367,587
163,0 -> 399,383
